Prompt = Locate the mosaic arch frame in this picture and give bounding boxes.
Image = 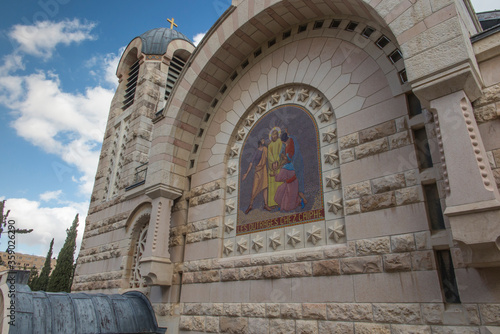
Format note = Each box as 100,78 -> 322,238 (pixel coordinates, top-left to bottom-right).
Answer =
223,86 -> 346,257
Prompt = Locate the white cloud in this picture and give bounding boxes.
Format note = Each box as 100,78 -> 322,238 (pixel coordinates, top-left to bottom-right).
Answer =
9,19 -> 96,59
2,71 -> 113,195
2,198 -> 87,258
86,47 -> 124,89
471,0 -> 499,12
193,32 -> 207,47
40,190 -> 63,202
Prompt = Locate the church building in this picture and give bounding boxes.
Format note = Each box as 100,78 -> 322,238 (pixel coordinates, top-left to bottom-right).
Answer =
70,0 -> 500,332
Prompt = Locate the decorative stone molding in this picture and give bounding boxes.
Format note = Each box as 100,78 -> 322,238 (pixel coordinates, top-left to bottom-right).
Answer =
139,256 -> 173,286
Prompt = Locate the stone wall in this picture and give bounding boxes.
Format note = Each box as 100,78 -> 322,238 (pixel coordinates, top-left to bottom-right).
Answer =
474,83 -> 500,191
178,302 -> 499,333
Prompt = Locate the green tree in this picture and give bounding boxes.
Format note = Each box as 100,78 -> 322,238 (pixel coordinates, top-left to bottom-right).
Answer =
28,265 -> 39,290
32,238 -> 54,291
47,214 -> 79,292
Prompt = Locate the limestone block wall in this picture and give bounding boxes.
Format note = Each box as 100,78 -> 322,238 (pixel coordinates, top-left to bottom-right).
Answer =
473,56 -> 500,191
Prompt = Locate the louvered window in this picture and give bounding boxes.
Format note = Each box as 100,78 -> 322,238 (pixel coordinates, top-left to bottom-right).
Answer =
123,59 -> 140,110
164,55 -> 186,101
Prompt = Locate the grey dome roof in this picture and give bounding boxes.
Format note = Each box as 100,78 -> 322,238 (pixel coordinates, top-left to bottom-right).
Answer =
139,28 -> 192,55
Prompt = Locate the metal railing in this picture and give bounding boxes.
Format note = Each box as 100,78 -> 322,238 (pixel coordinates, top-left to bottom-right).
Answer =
126,163 -> 148,191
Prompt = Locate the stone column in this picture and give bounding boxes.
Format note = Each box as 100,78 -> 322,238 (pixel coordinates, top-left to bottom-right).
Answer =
430,90 -> 500,267
139,184 -> 182,285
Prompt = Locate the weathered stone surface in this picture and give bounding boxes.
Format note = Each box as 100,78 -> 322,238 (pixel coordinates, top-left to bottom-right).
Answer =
312,259 -> 341,276
240,266 -> 263,280
479,304 -> 500,325
188,217 -> 220,232
473,83 -> 500,107
183,303 -> 203,315
405,169 -> 419,186
430,326 -> 480,334
267,303 -> 280,318
234,258 -> 252,267
354,323 -> 391,334
324,242 -> 356,258
205,316 -> 219,333
355,138 -> 389,159
327,303 -> 373,321
281,303 -> 302,319
463,304 -> 480,325
302,304 -> 326,320
241,303 -> 266,317
390,131 -> 412,149
296,250 -> 324,261
474,104 -> 499,123
282,262 -> 312,277
344,181 -> 372,199
248,318 -> 269,334
391,324 -> 432,334
411,250 -> 436,271
271,254 -> 295,264
339,132 -> 360,149
384,253 -> 412,272
414,231 -> 431,250
318,321 -> 354,334
360,192 -> 396,212
220,316 -> 248,334
356,237 -> 391,255
396,186 -> 420,206
221,268 -> 239,281
371,174 -> 406,194
422,303 -> 444,324
190,189 -> 224,207
391,234 -> 416,252
270,319 -> 296,334
296,320 -> 319,334
373,303 -> 422,324
190,179 -> 223,197
224,303 -> 241,317
341,256 -> 383,274
344,199 -> 361,215
395,116 -> 408,132
340,148 -> 355,163
359,120 -> 396,143
262,264 -> 282,279
201,270 -> 220,283
251,257 -> 271,266
179,315 -> 204,331
209,303 -> 224,316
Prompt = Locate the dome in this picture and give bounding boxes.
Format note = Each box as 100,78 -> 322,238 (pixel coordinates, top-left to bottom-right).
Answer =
139,28 -> 192,55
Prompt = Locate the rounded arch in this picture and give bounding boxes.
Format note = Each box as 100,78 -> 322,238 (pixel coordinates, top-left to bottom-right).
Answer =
122,202 -> 152,290
160,0 -> 408,184
125,202 -> 152,233
193,29 -> 395,174
116,39 -> 142,80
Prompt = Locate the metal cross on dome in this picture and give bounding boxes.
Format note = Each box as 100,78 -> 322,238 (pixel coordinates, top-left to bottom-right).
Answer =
167,17 -> 178,29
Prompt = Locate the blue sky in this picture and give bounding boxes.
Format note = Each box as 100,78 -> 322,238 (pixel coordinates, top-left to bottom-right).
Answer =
0,0 -> 497,258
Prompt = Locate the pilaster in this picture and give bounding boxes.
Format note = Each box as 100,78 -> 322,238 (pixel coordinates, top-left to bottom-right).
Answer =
430,90 -> 500,267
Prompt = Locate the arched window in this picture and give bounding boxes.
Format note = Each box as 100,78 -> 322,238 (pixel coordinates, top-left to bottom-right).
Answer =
130,223 -> 148,289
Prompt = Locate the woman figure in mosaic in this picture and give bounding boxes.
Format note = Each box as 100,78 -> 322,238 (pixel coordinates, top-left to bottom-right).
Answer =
242,138 -> 272,214
274,132 -> 306,211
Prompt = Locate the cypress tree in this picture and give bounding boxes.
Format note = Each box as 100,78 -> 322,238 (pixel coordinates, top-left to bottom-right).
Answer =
47,214 -> 79,292
32,238 -> 54,291
28,265 -> 39,290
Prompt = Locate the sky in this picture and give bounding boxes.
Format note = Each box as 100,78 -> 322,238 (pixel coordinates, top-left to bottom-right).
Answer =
0,0 -> 497,260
